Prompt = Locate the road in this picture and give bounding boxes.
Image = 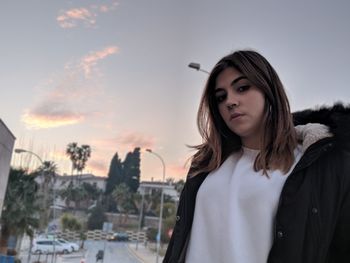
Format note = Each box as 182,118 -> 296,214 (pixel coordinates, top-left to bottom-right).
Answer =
81,240 -> 141,263
22,240 -> 142,263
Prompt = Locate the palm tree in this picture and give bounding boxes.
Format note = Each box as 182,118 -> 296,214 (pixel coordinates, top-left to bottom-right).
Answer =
33,161 -> 58,230
59,181 -> 76,209
0,168 -> 40,255
112,183 -> 134,226
66,142 -> 79,179
76,145 -> 91,185
66,143 -> 92,185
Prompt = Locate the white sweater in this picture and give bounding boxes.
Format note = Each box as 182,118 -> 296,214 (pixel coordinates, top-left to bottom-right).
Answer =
185,146 -> 303,263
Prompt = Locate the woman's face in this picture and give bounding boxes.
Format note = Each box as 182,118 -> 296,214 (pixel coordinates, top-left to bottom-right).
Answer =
214,67 -> 266,149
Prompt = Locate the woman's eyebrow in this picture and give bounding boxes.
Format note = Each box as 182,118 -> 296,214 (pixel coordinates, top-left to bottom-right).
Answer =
231,76 -> 247,86
214,88 -> 225,93
215,76 -> 247,92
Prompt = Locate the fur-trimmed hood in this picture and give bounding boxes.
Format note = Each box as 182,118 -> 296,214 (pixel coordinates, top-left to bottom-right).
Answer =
293,103 -> 350,151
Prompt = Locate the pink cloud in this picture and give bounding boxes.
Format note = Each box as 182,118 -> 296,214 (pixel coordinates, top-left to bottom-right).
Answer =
57,7 -> 96,29
87,159 -> 108,176
22,46 -> 118,130
116,132 -> 156,149
167,163 -> 189,179
99,2 -> 118,12
80,46 -> 119,77
57,2 -> 118,29
93,132 -> 156,154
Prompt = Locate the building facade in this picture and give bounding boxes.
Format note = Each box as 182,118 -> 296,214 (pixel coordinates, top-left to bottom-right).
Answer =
0,119 -> 16,217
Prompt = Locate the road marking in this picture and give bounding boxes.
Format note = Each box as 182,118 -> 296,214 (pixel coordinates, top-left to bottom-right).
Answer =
126,244 -> 145,263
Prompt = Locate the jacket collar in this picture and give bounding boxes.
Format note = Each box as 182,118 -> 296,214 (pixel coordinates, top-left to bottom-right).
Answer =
293,102 -> 350,151
291,103 -> 350,172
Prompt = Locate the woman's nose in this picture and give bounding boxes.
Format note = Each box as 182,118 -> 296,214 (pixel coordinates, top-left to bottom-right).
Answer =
226,92 -> 239,109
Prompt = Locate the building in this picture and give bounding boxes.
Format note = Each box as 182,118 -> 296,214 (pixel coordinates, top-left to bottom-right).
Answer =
138,181 -> 179,202
54,173 -> 106,191
49,173 -> 106,210
0,119 -> 16,217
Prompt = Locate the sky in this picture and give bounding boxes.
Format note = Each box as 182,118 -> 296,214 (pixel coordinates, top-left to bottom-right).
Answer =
1,0 -> 350,181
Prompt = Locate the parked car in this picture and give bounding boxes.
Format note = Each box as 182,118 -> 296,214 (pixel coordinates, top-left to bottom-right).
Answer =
32,239 -> 72,254
107,232 -> 129,242
57,239 -> 80,252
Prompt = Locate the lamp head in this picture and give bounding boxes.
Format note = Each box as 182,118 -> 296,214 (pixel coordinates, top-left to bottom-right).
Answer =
188,62 -> 200,71
15,148 -> 26,154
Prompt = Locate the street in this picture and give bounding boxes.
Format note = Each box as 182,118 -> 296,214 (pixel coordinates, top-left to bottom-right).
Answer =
80,240 -> 141,263
22,240 -> 142,263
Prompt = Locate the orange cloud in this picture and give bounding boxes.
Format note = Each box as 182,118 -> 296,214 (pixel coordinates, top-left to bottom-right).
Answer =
80,46 -> 119,77
22,108 -> 85,129
23,46 -> 118,130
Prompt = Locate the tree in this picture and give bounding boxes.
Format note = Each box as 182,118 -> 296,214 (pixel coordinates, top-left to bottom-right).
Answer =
59,181 -> 76,209
60,182 -> 101,210
112,183 -> 134,225
32,161 -> 58,230
80,182 -> 103,208
87,203 -> 107,230
174,179 -> 185,194
0,168 -> 40,254
123,147 -> 141,192
61,214 -> 82,231
66,143 -> 92,184
76,144 -> 92,184
60,214 -> 86,249
66,142 -> 79,176
105,152 -> 124,195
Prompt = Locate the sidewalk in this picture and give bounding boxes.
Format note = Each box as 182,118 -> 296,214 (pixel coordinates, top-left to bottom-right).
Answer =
127,243 -> 164,263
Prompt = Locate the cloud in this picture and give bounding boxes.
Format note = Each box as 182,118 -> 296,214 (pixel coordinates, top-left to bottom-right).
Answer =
80,46 -> 118,77
22,46 -> 118,129
167,163 -> 189,179
87,159 -> 108,176
99,2 -> 119,13
57,2 -> 118,29
116,132 -> 156,149
57,8 -> 96,29
22,104 -> 86,129
50,149 -> 69,161
93,132 -> 156,153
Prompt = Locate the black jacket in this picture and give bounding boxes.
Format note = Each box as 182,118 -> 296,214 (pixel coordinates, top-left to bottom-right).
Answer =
164,104 -> 350,263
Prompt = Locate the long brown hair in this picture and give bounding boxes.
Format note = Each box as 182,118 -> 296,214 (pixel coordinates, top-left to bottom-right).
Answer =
189,50 -> 297,177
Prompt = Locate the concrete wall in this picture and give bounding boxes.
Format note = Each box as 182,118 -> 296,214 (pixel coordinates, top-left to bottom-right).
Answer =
105,212 -> 159,229
0,119 -> 16,217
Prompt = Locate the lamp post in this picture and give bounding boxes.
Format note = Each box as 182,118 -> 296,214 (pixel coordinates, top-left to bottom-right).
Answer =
188,62 -> 210,74
135,187 -> 145,250
146,149 -> 165,263
14,148 -> 57,263
15,149 -> 44,164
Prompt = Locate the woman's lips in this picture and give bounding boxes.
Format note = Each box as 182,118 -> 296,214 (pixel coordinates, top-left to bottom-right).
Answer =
230,113 -> 244,120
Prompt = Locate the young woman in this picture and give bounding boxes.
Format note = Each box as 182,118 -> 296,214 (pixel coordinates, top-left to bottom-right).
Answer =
163,50 -> 350,263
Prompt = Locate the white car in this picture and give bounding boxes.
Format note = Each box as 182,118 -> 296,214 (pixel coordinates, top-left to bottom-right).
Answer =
32,239 -> 72,254
57,239 -> 79,252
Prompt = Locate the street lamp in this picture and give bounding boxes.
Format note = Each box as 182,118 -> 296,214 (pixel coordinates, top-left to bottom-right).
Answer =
188,62 -> 210,74
15,149 -> 44,164
146,149 -> 165,263
14,148 -> 57,263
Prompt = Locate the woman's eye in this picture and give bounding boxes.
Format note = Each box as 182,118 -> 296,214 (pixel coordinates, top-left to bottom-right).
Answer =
215,94 -> 226,103
237,85 -> 250,92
